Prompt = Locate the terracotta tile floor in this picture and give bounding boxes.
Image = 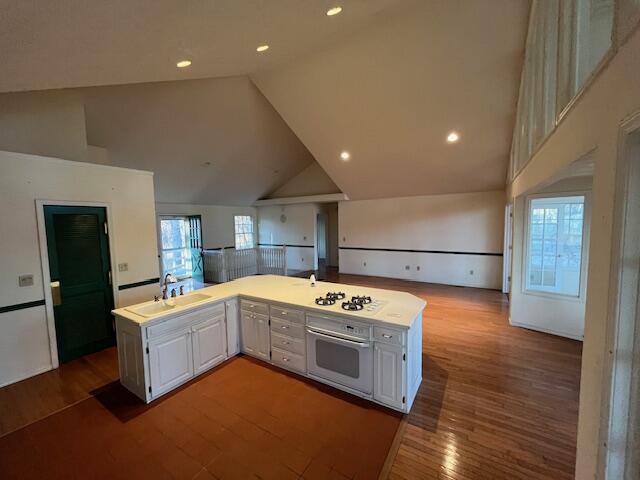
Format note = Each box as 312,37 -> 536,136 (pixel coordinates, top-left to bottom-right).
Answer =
0,356 -> 401,480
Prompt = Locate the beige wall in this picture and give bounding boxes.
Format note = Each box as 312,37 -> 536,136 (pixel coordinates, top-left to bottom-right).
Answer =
268,162 -> 340,199
339,191 -> 505,289
507,24 -> 640,479
0,90 -> 88,161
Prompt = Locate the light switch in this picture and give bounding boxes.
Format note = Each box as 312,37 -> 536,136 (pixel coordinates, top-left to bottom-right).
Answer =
118,263 -> 129,272
18,274 -> 34,287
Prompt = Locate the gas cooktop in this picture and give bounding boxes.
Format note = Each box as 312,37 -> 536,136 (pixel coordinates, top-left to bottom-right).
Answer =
314,292 -> 386,314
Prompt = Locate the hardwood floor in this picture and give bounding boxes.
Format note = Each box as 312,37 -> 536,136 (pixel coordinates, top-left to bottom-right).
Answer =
0,273 -> 582,479
322,272 -> 582,480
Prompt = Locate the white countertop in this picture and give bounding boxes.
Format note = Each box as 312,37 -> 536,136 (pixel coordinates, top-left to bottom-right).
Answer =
112,274 -> 426,328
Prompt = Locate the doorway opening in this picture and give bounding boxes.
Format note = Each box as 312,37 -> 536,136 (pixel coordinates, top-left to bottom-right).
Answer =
43,205 -> 115,364
603,121 -> 640,479
315,203 -> 339,280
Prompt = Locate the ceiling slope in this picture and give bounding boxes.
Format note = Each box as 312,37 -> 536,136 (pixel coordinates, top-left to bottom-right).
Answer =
0,0 -> 399,93
84,76 -> 315,205
252,0 -> 530,200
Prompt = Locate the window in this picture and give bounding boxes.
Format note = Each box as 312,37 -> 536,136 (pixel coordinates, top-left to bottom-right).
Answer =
160,217 -> 192,279
525,196 -> 585,296
234,215 -> 254,250
511,0 -> 614,178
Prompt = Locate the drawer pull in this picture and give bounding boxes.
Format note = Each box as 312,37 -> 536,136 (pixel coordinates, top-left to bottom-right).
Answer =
281,311 -> 287,315
282,341 -> 290,345
281,325 -> 289,329
282,357 -> 290,362
382,334 -> 393,339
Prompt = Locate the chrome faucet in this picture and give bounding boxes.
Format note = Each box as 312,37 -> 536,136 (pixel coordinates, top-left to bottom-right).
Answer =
162,273 -> 177,300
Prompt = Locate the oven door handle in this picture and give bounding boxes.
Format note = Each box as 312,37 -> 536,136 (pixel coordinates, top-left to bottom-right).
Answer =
306,327 -> 371,348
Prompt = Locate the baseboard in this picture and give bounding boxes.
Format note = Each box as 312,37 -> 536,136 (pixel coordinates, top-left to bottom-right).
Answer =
510,319 -> 584,341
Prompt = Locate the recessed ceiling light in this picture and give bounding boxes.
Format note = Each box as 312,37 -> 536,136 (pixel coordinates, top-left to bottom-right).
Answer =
326,6 -> 343,16
176,60 -> 192,68
446,131 -> 460,143
340,151 -> 350,161
256,45 -> 269,52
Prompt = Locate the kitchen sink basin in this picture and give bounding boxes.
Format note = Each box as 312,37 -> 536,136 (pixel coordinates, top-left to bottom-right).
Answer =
170,292 -> 211,306
125,292 -> 212,317
126,301 -> 176,317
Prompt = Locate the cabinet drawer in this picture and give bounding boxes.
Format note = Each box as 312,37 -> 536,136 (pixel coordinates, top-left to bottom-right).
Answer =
270,317 -> 305,340
271,331 -> 305,356
271,347 -> 305,374
241,310 -> 269,323
269,305 -> 304,324
240,299 -> 269,315
147,304 -> 224,339
374,326 -> 404,346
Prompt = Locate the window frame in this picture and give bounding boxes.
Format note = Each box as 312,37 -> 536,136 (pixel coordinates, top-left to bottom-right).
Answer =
522,191 -> 591,301
158,215 -> 194,280
233,215 -> 255,250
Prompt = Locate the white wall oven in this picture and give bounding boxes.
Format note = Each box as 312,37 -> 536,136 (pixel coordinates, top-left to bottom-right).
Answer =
306,314 -> 373,395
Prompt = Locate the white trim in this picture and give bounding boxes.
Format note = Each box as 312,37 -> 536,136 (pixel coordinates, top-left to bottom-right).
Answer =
2,149 -> 154,177
253,193 -> 348,206
521,190 -> 591,301
599,111 -> 640,479
35,199 -> 120,369
0,364 -> 52,389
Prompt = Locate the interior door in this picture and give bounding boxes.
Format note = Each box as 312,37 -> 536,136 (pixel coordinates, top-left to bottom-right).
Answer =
44,206 -> 115,363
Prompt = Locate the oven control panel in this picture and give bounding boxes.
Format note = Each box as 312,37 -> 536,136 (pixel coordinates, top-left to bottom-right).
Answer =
306,314 -> 372,340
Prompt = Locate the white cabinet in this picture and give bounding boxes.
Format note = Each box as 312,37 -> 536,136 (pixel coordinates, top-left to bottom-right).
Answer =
255,314 -> 270,361
225,300 -> 240,357
240,310 -> 258,356
192,315 -> 227,375
148,328 -> 194,398
374,342 -> 405,410
240,310 -> 270,361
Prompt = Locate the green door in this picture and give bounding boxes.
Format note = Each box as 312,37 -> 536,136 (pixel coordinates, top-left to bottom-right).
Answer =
44,206 -> 115,363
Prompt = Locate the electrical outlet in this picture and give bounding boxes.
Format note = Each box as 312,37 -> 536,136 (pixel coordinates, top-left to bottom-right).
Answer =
469,270 -> 474,275
118,262 -> 129,272
405,265 -> 410,270
416,266 -> 421,271
363,261 -> 367,267
303,236 -> 307,241
18,274 -> 34,287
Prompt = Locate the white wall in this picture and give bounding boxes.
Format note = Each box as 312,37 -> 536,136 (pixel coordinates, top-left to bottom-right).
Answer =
506,23 -> 640,479
257,204 -> 318,272
0,150 -> 159,387
156,203 -> 257,249
338,191 -> 505,289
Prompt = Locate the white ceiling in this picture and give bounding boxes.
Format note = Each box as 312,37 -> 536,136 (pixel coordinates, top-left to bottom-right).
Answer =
0,0 -> 399,93
253,0 -> 530,199
83,77 -> 315,205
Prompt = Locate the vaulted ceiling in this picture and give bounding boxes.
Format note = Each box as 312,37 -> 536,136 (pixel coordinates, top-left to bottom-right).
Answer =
252,0 -> 530,199
0,0 -> 530,204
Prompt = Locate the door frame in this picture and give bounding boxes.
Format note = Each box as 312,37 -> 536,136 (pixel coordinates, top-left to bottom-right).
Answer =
35,199 -> 119,369
600,111 -> 640,478
502,203 -> 513,294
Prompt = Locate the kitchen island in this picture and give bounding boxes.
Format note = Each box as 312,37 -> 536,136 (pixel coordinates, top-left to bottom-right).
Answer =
112,275 -> 425,412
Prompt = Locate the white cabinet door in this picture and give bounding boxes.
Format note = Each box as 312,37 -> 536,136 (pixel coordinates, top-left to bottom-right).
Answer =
374,343 -> 405,410
255,315 -> 271,361
225,300 -> 240,357
240,310 -> 257,355
148,329 -> 193,398
192,315 -> 227,375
